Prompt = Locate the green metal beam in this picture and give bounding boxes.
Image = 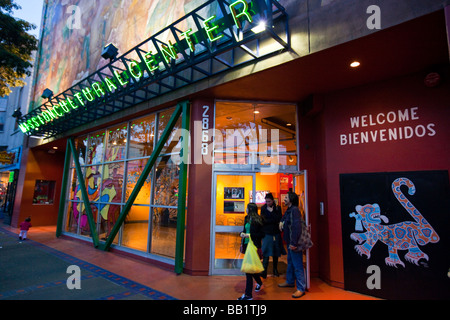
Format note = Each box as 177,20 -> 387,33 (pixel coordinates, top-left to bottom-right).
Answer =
100,102 -> 185,252
56,139 -> 71,238
68,138 -> 100,247
174,101 -> 190,274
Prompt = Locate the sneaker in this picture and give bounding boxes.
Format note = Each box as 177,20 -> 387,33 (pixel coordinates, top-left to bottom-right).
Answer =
255,284 -> 262,292
237,294 -> 253,300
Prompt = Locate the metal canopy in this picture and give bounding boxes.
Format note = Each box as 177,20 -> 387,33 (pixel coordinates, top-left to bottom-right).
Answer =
18,0 -> 290,138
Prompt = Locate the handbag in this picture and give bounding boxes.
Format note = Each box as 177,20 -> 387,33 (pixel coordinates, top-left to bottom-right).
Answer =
290,209 -> 313,252
240,237 -> 264,274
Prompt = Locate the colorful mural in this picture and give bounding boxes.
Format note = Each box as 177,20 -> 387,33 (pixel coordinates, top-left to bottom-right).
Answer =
31,0 -> 210,109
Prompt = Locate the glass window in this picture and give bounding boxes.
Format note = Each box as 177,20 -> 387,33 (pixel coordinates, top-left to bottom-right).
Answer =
105,124 -> 128,162
129,114 -> 156,159
214,102 -> 297,169
151,206 -> 177,258
153,156 -> 179,208
157,107 -> 182,155
121,206 -> 149,252
125,159 -> 152,205
101,163 -> 124,203
64,105 -> 185,260
85,166 -> 102,202
33,180 -> 56,204
87,131 -> 105,165
73,136 -> 88,166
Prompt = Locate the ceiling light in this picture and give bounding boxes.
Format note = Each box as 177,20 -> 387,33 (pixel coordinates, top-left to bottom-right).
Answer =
350,61 -> 361,68
253,110 -> 260,114
286,123 -> 292,127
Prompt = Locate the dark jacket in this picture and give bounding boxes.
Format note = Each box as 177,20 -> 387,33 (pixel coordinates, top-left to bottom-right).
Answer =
280,205 -> 302,247
260,204 -> 282,235
242,215 -> 264,249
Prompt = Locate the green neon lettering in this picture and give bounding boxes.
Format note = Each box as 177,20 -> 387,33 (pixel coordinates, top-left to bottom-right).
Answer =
143,51 -> 159,73
82,87 -> 95,102
67,97 -> 79,110
42,111 -> 51,122
32,117 -> 40,128
104,77 -> 118,92
161,41 -> 178,64
127,60 -> 143,80
36,115 -> 45,125
19,123 -> 28,133
46,109 -> 56,120
52,106 -> 63,117
114,70 -> 129,86
203,15 -> 224,42
229,0 -> 253,29
74,92 -> 85,106
59,100 -> 70,113
92,82 -> 106,98
27,119 -> 35,130
180,29 -> 195,52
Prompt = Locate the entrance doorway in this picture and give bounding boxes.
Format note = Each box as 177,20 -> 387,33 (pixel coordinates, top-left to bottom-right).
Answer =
211,171 -> 310,288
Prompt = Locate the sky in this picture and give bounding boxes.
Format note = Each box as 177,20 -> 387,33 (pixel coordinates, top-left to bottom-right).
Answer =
11,0 -> 45,38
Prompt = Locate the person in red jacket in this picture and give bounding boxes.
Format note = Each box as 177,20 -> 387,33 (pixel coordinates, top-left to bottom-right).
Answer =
19,217 -> 32,241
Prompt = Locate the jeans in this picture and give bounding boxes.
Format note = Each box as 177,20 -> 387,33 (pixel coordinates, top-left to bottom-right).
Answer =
245,273 -> 262,297
286,249 -> 306,292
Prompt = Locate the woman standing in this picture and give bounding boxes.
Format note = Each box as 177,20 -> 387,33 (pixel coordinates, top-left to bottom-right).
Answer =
238,203 -> 265,300
260,193 -> 283,278
278,192 -> 306,298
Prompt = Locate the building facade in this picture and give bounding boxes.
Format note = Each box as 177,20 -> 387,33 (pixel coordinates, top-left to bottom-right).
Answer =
12,0 -> 450,299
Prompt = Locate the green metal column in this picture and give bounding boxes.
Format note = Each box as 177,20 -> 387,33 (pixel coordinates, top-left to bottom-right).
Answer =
100,102 -> 184,251
56,139 -> 72,238
68,138 -> 99,247
174,101 -> 190,274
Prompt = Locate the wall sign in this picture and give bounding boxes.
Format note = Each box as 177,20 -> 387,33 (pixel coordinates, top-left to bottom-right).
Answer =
340,107 -> 437,146
340,171 -> 450,299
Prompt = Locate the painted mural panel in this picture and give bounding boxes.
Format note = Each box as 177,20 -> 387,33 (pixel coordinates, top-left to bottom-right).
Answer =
340,171 -> 450,299
31,0 -> 211,109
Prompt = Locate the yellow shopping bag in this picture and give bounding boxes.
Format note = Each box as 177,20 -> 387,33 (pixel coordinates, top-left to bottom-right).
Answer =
240,237 -> 264,274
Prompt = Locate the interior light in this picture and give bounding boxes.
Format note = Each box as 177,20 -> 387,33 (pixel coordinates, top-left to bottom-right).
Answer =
350,61 -> 361,68
251,21 -> 266,34
53,147 -> 58,150
286,123 -> 292,127
253,110 -> 260,114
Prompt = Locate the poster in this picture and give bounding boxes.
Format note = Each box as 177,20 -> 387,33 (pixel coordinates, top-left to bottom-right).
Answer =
340,171 -> 450,299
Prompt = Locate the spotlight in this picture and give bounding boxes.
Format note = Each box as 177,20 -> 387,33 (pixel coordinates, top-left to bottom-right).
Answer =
102,43 -> 119,61
251,21 -> 266,34
12,109 -> 22,119
41,88 -> 53,100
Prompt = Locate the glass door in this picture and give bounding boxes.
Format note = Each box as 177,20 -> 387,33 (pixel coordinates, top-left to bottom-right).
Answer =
211,172 -> 255,275
292,171 -> 310,290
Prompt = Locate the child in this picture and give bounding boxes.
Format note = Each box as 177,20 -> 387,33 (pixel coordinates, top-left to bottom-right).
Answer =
19,217 -> 32,241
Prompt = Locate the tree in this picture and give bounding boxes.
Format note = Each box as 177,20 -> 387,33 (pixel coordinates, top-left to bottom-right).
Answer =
0,0 -> 38,97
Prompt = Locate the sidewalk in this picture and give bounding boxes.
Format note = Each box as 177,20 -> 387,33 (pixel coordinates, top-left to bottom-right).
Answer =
0,222 -> 378,301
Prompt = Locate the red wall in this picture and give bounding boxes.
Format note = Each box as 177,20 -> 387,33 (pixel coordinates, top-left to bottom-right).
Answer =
12,146 -> 66,228
303,71 -> 450,287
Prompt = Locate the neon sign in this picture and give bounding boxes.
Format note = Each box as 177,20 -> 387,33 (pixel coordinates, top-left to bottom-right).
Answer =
19,0 -> 290,136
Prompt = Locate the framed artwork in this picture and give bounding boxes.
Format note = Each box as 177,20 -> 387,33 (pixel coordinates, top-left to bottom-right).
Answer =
224,187 -> 244,200
224,201 -> 245,213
